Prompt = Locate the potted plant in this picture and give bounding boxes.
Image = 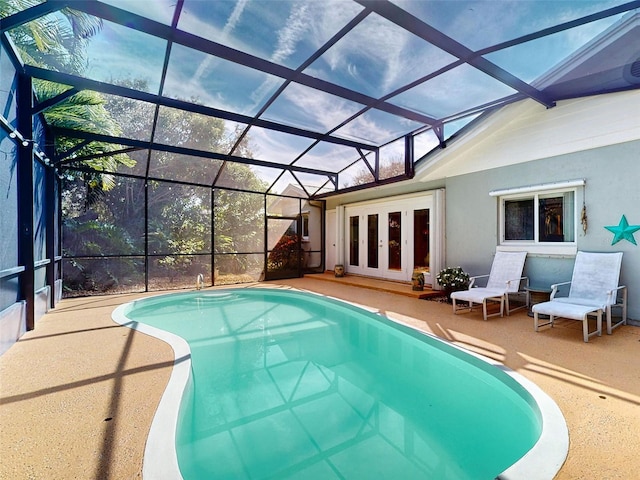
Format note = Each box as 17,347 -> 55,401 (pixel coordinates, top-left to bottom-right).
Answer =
411,270 -> 425,291
436,266 -> 470,301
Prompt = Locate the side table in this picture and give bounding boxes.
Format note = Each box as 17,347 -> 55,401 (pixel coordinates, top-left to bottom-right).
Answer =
525,285 -> 552,318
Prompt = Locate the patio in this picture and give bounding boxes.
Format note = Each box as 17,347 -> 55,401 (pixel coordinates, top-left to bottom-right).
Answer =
1,276 -> 638,479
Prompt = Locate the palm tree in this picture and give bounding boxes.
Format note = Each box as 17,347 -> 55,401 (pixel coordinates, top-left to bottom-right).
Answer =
1,0 -> 103,73
2,0 -> 133,192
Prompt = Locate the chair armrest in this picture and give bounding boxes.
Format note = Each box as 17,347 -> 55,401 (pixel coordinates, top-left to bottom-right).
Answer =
505,276 -> 529,291
550,281 -> 571,300
469,274 -> 489,288
609,285 -> 627,305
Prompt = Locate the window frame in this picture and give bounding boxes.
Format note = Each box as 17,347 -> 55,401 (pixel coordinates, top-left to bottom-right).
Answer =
497,186 -> 579,256
301,211 -> 310,241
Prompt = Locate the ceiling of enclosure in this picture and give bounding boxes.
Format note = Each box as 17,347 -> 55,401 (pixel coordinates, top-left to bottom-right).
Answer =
1,0 -> 639,198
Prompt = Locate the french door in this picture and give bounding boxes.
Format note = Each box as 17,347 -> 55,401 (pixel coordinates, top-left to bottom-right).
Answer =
345,196 -> 432,283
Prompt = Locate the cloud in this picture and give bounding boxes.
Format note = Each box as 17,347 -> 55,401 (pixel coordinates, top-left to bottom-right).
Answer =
306,11 -> 454,97
248,3 -> 311,111
245,126 -> 314,164
85,21 -> 166,93
224,0 -> 249,32
335,113 -> 389,143
271,3 -> 310,64
191,0 -> 249,87
295,142 -> 361,171
278,82 -> 363,132
307,0 -> 364,49
101,0 -> 177,25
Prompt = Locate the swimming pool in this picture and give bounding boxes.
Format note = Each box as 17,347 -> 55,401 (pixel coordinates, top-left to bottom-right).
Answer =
113,288 -> 568,480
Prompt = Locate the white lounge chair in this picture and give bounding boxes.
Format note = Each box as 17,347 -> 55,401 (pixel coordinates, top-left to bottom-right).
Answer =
450,251 -> 528,321
532,251 -> 627,342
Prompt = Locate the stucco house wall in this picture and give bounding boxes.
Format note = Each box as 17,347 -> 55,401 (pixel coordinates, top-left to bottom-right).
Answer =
418,90 -> 640,322
443,140 -> 639,322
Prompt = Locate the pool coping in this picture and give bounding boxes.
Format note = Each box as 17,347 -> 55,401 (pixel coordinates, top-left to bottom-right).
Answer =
112,287 -> 568,480
113,301 -> 189,480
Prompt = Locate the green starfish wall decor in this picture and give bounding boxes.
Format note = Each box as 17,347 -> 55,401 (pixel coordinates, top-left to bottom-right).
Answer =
605,215 -> 640,245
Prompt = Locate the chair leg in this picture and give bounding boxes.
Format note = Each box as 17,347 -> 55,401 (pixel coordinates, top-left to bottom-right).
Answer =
534,311 -> 553,331
582,317 -> 589,343
453,298 -> 472,315
482,300 -> 488,321
606,303 -> 628,335
582,311 -> 603,342
505,292 -> 527,315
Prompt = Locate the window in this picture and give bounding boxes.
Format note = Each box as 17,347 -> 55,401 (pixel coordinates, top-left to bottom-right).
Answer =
494,182 -> 581,255
301,212 -> 310,240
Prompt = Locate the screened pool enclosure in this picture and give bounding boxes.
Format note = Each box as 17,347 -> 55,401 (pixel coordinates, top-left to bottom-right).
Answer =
2,0 -> 639,330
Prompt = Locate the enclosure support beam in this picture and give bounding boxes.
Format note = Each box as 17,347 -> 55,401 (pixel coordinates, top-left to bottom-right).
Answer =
144,181 -> 149,292
405,135 -> 414,179
211,189 -> 215,287
16,73 -> 35,331
45,146 -> 57,309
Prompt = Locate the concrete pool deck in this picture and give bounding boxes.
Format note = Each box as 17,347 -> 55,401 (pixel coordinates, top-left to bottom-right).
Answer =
1,277 -> 639,479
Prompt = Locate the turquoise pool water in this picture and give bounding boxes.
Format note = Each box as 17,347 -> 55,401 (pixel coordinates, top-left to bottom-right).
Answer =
125,288 -> 542,480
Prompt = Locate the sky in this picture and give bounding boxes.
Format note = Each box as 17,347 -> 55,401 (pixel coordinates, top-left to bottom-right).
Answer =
7,0 -> 633,192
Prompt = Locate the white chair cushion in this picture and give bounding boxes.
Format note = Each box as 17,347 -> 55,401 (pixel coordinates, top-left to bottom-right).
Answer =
451,288 -> 506,304
553,297 -> 607,309
532,300 -> 600,321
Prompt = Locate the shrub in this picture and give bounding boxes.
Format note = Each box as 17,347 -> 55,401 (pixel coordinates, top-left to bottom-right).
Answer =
436,266 -> 470,291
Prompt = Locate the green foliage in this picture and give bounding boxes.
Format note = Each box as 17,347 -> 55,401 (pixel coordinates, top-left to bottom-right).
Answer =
1,2 -> 103,74
40,81 -> 135,193
3,1 -> 285,292
62,216 -> 139,256
214,187 -> 265,258
61,213 -> 142,294
267,233 -> 300,271
436,267 -> 470,291
147,183 -> 211,279
60,91 -> 271,291
4,0 -> 134,191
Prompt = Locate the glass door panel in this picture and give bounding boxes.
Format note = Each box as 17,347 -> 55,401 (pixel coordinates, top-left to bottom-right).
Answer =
349,215 -> 359,266
367,214 -> 379,268
414,209 -> 430,272
388,211 -> 402,271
